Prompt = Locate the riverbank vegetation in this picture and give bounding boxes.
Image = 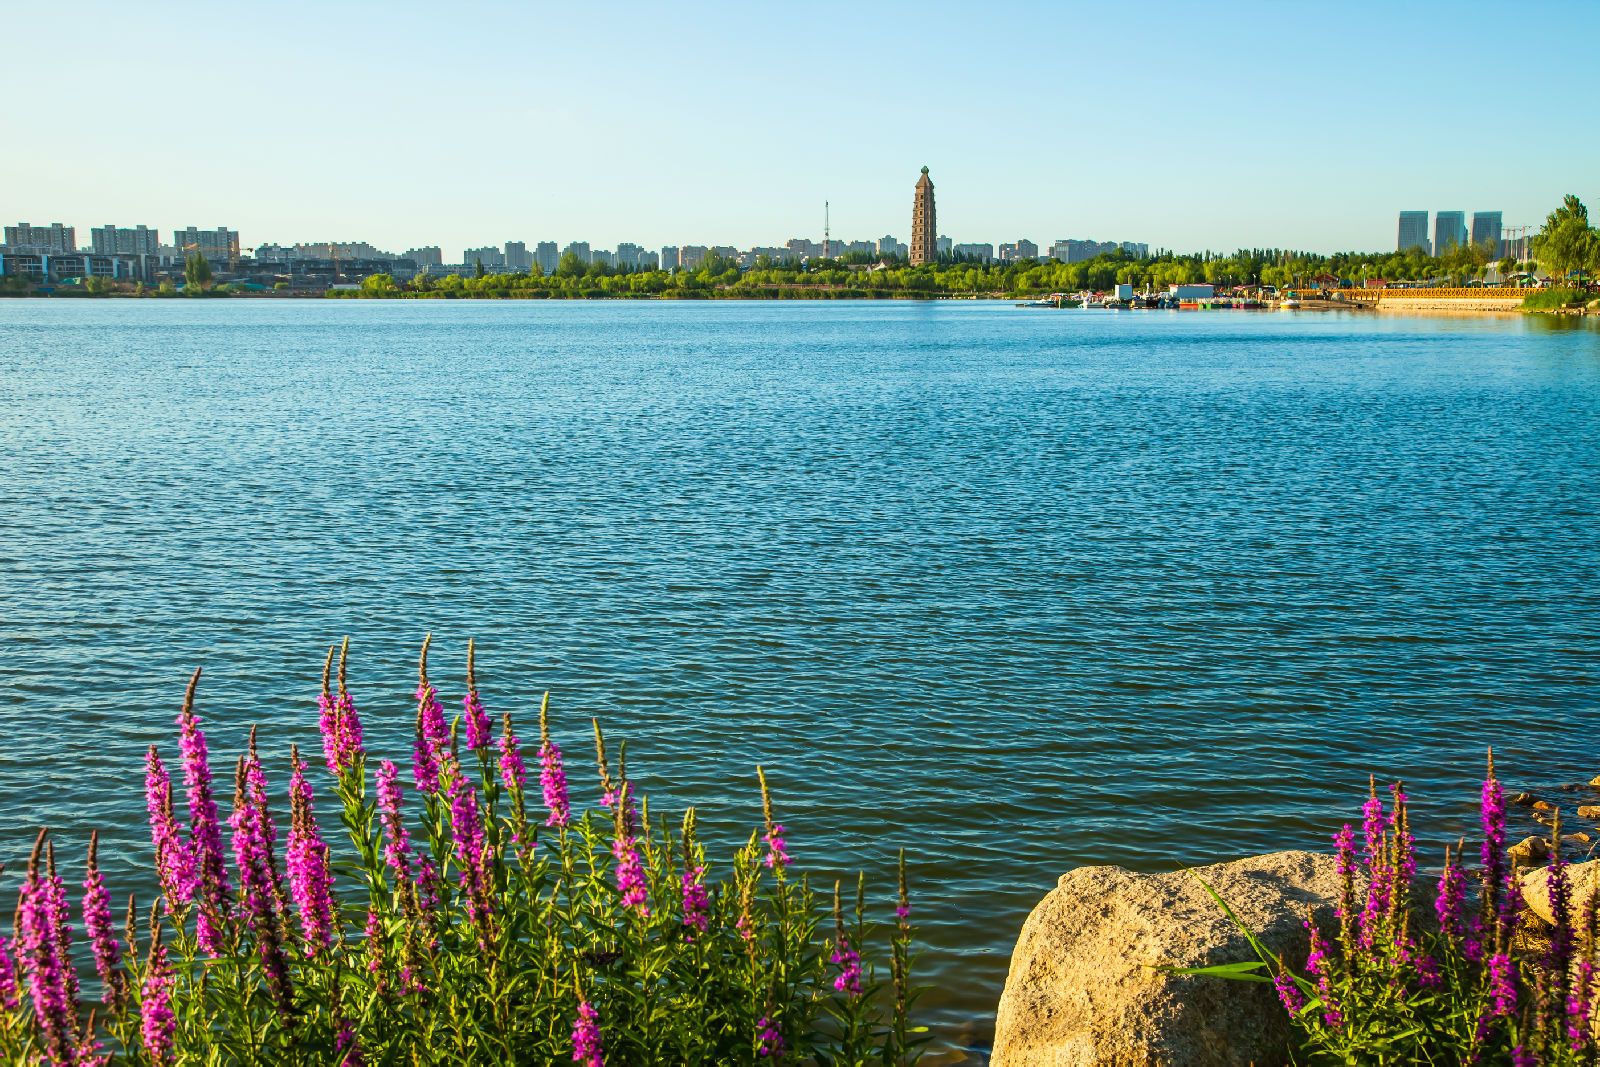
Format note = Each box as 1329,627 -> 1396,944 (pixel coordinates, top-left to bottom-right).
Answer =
1198,754 -> 1599,1064
0,640 -> 923,1064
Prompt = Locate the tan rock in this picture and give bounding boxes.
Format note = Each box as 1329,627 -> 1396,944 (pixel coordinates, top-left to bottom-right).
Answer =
1522,861 -> 1600,926
1579,806 -> 1600,820
992,850 -> 1343,1066
1510,836 -> 1550,868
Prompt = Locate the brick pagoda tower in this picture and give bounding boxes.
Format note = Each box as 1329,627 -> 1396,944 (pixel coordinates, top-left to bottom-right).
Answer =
910,166 -> 936,266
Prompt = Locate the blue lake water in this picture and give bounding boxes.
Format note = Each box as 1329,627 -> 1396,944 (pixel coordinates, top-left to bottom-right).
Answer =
1,299 -> 1598,1057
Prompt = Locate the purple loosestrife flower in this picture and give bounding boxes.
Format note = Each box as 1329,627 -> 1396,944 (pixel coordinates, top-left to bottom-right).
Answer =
610,783 -> 649,915
413,682 -> 451,794
336,1017 -> 363,1066
83,831 -> 124,1006
230,754 -> 293,1010
499,724 -> 527,793
682,865 -> 711,936
1481,753 -> 1511,935
1487,952 -> 1517,1017
1361,777 -> 1385,864
0,934 -> 19,1013
319,639 -> 366,777
178,678 -> 231,955
1512,1046 -> 1535,1067
832,938 -> 863,997
1303,919 -> 1342,1029
376,760 -> 417,884
572,1000 -> 605,1067
757,1016 -> 785,1058
764,824 -> 790,872
145,747 -> 196,906
1436,844 -> 1466,943
141,931 -> 177,1066
1570,960 -> 1594,1052
540,739 -> 571,829
1273,971 -> 1306,1015
20,838 -> 78,1063
1390,785 -> 1416,888
463,691 -> 492,753
448,773 -> 495,934
287,747 -> 336,956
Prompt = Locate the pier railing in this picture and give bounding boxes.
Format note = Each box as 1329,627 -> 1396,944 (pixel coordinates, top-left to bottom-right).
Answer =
1335,287 -> 1532,304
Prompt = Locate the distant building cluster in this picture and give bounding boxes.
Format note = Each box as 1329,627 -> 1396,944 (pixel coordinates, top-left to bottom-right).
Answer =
2,171 -> 1156,290
1396,210 -> 1514,257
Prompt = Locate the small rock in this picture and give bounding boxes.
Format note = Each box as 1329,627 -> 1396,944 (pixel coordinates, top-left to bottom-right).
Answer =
1533,800 -> 1557,812
1590,775 -> 1600,787
1523,861 -> 1600,926
1579,806 -> 1600,820
1513,792 -> 1538,807
1510,836 -> 1550,868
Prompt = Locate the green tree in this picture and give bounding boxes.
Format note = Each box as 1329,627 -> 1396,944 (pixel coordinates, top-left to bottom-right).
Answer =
184,252 -> 213,290
1531,194 -> 1596,286
555,251 -> 584,277
473,257 -> 486,279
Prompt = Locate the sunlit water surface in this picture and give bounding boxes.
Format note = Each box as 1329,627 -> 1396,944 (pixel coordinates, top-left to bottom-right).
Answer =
2,300 -> 1598,1058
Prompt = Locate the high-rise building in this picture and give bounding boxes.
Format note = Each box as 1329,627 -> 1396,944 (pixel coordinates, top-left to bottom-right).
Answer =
1471,211 -> 1503,255
1397,211 -> 1430,253
936,235 -> 953,255
1433,211 -> 1467,255
909,166 -> 936,266
463,246 -> 505,268
953,243 -> 993,262
679,245 -> 708,269
616,242 -> 646,270
660,245 -> 679,270
404,246 -> 444,267
1015,238 -> 1038,261
876,235 -> 905,258
5,222 -> 76,253
90,225 -> 159,256
535,241 -> 559,274
172,226 -> 239,263
504,241 -> 531,270
562,241 -> 591,264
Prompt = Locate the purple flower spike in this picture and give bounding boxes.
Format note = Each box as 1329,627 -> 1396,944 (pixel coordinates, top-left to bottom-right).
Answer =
1273,972 -> 1305,1015
178,681 -> 231,955
764,823 -> 790,872
1303,920 -> 1342,1029
83,832 -> 122,1005
609,783 -> 649,915
1488,952 -> 1517,1016
831,937 -> 863,997
231,751 -> 293,1007
681,865 -> 711,936
288,749 -> 336,956
1435,847 -> 1466,942
376,760 -> 416,883
20,842 -> 78,1063
464,690 -> 492,753
757,1016 -> 785,1058
0,934 -> 20,1013
499,727 -> 528,793
145,747 -> 196,905
540,740 -> 571,829
141,933 -> 176,1065
572,999 -> 604,1067
413,682 -> 451,794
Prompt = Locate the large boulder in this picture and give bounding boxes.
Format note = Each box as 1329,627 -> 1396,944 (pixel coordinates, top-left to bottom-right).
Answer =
1522,860 -> 1600,926
992,850 -> 1343,1066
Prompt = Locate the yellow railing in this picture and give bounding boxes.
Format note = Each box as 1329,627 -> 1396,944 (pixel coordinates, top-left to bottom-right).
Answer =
1336,288 -> 1531,303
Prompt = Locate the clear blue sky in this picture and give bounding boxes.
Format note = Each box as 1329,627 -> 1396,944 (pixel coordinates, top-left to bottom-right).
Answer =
4,1 -> 1595,258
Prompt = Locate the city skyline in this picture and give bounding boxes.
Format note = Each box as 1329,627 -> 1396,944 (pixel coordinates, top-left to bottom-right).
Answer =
1,2 -> 1594,256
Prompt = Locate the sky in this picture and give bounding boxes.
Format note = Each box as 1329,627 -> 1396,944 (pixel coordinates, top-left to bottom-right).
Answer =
3,0 -> 1597,259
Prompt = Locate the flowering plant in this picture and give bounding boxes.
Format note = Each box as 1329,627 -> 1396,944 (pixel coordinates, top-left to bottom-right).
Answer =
0,638 -> 926,1065
1194,752 -> 1597,1065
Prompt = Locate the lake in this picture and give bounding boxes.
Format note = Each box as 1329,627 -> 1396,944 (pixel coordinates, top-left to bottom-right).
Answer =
2,299 -> 1597,1057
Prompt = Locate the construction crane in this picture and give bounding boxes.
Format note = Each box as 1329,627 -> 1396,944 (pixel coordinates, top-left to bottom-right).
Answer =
824,201 -> 830,261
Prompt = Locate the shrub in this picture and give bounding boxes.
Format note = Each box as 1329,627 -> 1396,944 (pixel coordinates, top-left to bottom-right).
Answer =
1523,287 -> 1590,310
1198,752 -> 1595,1064
0,639 -> 924,1064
